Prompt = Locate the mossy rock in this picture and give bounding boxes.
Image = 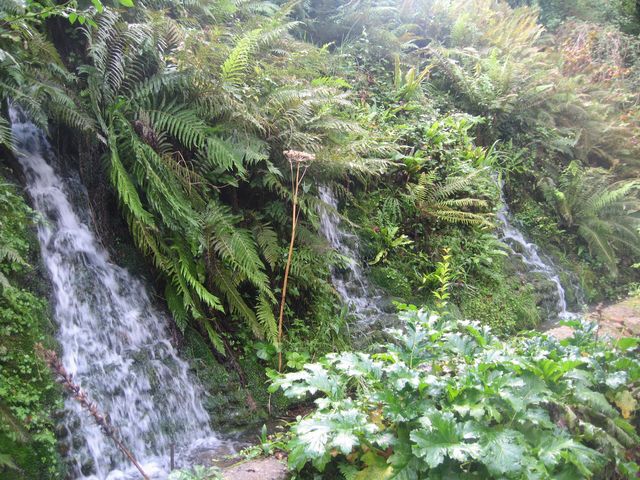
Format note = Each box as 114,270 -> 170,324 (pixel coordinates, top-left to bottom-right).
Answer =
181,329 -> 297,432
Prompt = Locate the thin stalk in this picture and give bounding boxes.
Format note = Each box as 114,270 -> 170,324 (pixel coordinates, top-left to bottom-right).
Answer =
278,162 -> 301,372
277,150 -> 314,372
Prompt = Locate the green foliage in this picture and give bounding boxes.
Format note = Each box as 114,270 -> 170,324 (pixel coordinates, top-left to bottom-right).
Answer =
512,198 -> 565,242
412,170 -> 493,227
273,306 -> 640,479
1,1 -> 640,473
0,178 -> 62,479
542,164 -> 640,276
168,465 -> 222,480
0,0 -> 97,145
369,226 -> 413,266
459,278 -> 541,334
74,9 -> 294,351
421,247 -> 452,312
509,0 -> 640,33
65,1 -> 376,354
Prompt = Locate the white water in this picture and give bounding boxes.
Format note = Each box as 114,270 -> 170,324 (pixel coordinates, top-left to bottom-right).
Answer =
10,109 -> 222,479
319,182 -> 581,326
318,187 -> 393,330
495,178 -> 579,319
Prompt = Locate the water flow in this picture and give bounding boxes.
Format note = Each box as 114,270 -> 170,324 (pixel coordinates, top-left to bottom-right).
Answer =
319,182 -> 582,326
10,108 -> 220,479
495,178 -> 578,320
318,187 -> 393,331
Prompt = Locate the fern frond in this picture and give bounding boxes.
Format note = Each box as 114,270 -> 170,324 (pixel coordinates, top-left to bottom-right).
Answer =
0,116 -> 13,149
165,282 -> 189,331
203,204 -> 273,298
253,222 -> 281,269
145,103 -> 208,150
210,259 -> 263,337
199,136 -> 246,173
256,293 -> 277,343
107,144 -> 156,227
221,28 -> 262,87
578,224 -> 618,275
175,244 -> 224,312
203,319 -> 225,354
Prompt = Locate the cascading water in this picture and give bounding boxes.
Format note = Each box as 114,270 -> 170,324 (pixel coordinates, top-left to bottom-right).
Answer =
319,181 -> 583,330
9,108 -> 222,479
495,177 -> 582,320
318,187 -> 394,333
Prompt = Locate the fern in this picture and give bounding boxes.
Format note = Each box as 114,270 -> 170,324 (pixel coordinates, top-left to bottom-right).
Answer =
0,116 -> 13,149
209,259 -> 263,338
203,205 -> 272,295
256,293 -> 277,343
221,28 -> 263,87
411,171 -> 493,227
253,222 -> 281,270
549,166 -> 640,275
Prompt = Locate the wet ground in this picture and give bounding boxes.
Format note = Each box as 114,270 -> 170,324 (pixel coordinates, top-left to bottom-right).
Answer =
222,458 -> 288,480
546,296 -> 640,340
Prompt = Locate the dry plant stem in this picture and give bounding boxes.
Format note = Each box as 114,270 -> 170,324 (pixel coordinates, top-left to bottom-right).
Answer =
35,344 -> 151,480
277,150 -> 313,372
277,161 -> 300,372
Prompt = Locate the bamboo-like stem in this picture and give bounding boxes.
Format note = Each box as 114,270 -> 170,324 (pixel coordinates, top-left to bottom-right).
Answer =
277,150 -> 314,372
35,344 -> 150,480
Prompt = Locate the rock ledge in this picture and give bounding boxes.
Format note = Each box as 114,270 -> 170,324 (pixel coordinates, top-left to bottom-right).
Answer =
222,458 -> 289,480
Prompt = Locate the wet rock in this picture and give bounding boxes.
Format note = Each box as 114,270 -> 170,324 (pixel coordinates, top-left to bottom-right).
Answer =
547,297 -> 640,340
222,458 -> 289,480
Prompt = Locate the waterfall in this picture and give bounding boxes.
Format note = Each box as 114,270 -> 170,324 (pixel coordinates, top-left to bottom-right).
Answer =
495,177 -> 580,320
318,182 -> 583,329
317,187 -> 394,332
10,109 -> 222,479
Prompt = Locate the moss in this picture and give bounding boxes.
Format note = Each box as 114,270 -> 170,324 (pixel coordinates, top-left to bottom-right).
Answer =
182,328 -> 279,432
369,266 -> 414,300
0,174 -> 64,480
458,282 -> 541,334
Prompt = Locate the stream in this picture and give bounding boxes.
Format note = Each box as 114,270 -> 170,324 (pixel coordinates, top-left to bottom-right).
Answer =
495,178 -> 584,321
318,186 -> 396,337
10,109 -> 230,478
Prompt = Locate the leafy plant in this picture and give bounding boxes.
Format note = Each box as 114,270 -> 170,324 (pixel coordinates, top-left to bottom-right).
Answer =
421,247 -> 452,311
543,164 -> 640,276
393,56 -> 433,101
0,178 -> 63,479
369,226 -> 413,265
74,9 -> 286,352
168,465 -> 222,480
411,170 -> 493,227
273,306 -> 640,479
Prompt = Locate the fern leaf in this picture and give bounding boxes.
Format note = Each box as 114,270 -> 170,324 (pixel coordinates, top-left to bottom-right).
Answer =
256,294 -> 277,343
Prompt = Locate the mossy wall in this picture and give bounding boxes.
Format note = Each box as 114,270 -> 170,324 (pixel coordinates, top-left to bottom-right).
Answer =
0,169 -> 64,479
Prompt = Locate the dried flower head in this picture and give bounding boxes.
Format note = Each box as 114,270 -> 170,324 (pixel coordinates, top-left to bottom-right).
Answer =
284,149 -> 315,165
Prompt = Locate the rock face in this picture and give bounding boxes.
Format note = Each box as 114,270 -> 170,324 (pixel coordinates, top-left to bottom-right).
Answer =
547,296 -> 640,340
222,458 -> 289,480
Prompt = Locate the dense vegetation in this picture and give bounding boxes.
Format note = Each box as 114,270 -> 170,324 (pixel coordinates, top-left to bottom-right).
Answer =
273,306 -> 640,479
1,0 -> 639,478
0,176 -> 62,478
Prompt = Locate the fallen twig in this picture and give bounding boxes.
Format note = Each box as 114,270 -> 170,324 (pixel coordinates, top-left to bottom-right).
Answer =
35,344 -> 150,480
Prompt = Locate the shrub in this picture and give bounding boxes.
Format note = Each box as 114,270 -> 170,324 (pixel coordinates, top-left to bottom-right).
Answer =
272,306 -> 640,479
